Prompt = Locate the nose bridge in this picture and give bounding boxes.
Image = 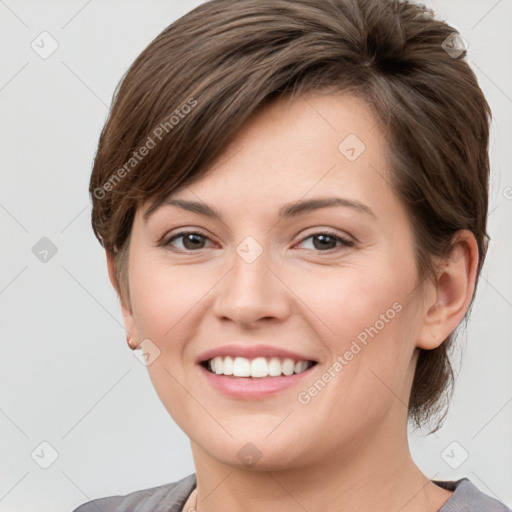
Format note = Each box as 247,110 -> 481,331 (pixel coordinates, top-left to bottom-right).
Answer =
213,235 -> 289,324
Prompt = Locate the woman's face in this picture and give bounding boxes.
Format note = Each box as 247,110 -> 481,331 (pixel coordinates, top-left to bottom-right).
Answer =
121,92 -> 434,470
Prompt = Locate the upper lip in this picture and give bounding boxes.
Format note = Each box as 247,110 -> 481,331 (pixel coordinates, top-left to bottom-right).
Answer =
196,344 -> 318,364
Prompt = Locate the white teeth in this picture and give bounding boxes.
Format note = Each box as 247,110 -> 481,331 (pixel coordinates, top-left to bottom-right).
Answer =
282,359 -> 295,376
294,361 -> 308,373
268,357 -> 282,377
233,357 -> 251,377
223,356 -> 234,375
213,356 -> 223,375
207,356 -> 313,378
250,357 -> 268,378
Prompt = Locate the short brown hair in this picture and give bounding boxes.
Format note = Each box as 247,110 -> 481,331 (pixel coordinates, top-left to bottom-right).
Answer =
89,0 -> 491,432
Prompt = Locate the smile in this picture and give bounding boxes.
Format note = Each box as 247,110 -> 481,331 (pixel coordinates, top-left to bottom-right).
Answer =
203,356 -> 316,378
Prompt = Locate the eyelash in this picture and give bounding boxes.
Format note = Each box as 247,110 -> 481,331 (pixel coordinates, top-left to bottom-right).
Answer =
161,229 -> 354,253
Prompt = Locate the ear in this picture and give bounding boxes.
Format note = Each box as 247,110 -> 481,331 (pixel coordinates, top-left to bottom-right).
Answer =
105,249 -> 140,349
416,230 -> 480,350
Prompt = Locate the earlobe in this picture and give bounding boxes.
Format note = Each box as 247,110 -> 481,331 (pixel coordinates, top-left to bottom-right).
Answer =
105,249 -> 140,349
417,230 -> 479,350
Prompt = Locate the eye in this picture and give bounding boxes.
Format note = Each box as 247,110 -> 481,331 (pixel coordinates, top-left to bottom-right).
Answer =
161,229 -> 354,253
295,231 -> 354,252
163,230 -> 214,251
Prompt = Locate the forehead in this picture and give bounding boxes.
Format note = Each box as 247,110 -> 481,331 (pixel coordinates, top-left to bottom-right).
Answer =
220,91 -> 387,166
141,92 -> 393,221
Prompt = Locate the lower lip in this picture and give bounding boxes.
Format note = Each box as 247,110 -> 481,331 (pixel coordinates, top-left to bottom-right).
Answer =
198,364 -> 315,400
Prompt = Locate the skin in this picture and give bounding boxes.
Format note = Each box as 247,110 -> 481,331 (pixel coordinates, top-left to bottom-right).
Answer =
107,92 -> 478,512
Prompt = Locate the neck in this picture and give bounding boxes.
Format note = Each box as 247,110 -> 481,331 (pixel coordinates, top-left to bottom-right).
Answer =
187,418 -> 453,512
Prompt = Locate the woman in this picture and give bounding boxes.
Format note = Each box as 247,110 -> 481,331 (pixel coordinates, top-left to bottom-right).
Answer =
74,0 -> 509,510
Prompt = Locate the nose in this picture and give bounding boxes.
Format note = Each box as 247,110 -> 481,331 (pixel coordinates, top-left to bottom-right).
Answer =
211,241 -> 291,329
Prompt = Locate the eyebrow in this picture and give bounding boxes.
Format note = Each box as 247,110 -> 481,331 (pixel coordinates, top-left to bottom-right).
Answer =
144,196 -> 377,222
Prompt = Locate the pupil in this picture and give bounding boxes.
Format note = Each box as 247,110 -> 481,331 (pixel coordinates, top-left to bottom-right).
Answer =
314,234 -> 335,250
185,234 -> 204,249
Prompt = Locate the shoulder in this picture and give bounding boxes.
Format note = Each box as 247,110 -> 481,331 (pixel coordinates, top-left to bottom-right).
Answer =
71,473 -> 197,512
435,477 -> 511,512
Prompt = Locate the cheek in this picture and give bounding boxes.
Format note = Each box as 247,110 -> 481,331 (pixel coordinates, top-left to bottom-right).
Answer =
128,257 -> 206,427
290,258 -> 415,343
294,257 -> 420,394
129,255 -> 214,341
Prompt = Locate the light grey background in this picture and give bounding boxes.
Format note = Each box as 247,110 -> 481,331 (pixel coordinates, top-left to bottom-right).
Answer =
0,1 -> 511,511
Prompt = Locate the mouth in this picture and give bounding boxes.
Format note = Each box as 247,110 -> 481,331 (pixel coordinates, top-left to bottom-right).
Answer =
196,344 -> 320,399
200,356 -> 318,378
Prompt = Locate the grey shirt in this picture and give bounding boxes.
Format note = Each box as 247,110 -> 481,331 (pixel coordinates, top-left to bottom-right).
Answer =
72,473 -> 511,512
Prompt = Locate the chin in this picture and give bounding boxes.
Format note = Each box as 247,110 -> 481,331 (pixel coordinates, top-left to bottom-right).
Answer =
192,431 -> 314,472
